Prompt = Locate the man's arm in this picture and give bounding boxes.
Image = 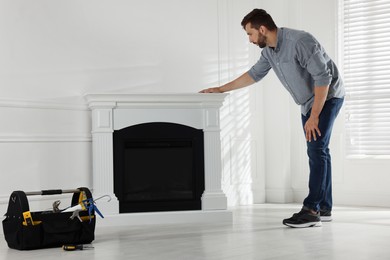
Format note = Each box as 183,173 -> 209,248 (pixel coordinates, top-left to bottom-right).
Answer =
304,85 -> 329,142
199,72 -> 255,93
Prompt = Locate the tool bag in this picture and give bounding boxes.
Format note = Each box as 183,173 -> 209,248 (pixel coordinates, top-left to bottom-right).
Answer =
2,187 -> 95,250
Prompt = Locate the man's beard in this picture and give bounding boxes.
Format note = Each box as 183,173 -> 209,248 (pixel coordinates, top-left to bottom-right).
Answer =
257,34 -> 267,48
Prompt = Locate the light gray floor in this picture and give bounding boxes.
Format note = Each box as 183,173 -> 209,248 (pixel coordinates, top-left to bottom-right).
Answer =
2,204 -> 390,260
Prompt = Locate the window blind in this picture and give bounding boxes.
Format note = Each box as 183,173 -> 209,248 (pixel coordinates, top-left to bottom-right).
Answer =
341,0 -> 390,156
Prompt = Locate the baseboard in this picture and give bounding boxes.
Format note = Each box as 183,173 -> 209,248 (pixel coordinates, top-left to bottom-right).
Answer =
266,188 -> 294,203
293,189 -> 390,208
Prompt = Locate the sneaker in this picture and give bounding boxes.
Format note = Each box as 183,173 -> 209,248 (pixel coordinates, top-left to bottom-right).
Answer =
320,209 -> 332,222
283,208 -> 322,228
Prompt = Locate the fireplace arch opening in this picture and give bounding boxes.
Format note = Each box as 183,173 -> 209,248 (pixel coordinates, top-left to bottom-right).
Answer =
113,122 -> 205,213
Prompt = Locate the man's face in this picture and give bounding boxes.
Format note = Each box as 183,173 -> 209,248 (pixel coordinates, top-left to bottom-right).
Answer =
245,23 -> 267,48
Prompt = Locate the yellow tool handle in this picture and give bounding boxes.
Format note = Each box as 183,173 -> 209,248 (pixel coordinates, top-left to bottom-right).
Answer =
22,211 -> 33,226
62,244 -> 84,251
62,244 -> 93,251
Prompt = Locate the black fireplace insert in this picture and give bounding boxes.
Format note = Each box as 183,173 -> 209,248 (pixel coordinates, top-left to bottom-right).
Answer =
113,122 -> 205,213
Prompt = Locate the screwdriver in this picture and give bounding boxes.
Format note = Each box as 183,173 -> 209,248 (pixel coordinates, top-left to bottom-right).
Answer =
62,244 -> 94,251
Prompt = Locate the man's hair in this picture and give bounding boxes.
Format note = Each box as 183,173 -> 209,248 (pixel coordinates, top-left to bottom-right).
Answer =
241,9 -> 277,31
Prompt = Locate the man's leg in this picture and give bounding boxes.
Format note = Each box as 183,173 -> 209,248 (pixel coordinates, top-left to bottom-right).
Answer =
303,128 -> 331,212
320,149 -> 332,210
283,97 -> 343,228
302,97 -> 344,212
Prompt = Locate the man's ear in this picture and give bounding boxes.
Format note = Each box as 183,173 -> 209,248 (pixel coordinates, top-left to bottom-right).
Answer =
259,25 -> 266,34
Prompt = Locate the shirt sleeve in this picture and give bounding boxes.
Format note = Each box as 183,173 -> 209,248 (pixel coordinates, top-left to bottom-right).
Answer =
248,51 -> 272,82
295,35 -> 332,87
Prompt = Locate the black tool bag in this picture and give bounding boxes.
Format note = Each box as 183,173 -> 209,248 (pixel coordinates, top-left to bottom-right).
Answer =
2,187 -> 96,250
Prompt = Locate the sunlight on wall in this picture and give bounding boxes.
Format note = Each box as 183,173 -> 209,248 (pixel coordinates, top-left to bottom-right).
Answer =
221,88 -> 259,206
202,42 -> 262,206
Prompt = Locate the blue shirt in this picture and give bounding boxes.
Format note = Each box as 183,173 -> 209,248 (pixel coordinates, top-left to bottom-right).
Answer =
248,27 -> 345,115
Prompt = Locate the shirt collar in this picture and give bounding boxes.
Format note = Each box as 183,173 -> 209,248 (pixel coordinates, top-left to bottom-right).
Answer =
274,27 -> 283,52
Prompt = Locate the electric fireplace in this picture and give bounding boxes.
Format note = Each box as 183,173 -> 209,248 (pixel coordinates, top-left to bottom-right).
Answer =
85,93 -> 232,226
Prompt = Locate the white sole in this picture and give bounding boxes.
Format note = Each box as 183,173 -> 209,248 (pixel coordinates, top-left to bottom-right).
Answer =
320,216 -> 332,222
284,221 -> 322,228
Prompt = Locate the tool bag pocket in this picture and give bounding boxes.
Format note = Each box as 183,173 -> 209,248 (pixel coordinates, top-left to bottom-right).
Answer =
2,187 -> 95,250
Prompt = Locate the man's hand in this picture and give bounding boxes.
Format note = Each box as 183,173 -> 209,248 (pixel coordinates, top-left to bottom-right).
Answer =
199,72 -> 255,93
304,115 -> 321,142
304,85 -> 328,142
199,87 -> 222,93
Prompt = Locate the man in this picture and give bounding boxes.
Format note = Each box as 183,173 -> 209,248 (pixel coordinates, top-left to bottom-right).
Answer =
200,9 -> 345,228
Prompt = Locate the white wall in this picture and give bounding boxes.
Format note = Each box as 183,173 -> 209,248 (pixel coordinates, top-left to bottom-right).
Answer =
0,0 -> 224,98
1,0 -> 389,215
0,0 -> 265,213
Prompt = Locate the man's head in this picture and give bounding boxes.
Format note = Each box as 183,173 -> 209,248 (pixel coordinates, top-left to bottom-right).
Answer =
241,9 -> 277,48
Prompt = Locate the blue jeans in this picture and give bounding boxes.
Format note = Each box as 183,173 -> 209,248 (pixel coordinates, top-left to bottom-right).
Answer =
301,97 -> 344,212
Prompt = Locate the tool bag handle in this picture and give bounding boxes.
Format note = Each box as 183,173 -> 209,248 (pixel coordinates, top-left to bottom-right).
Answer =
71,187 -> 94,208
5,191 -> 30,221
25,189 -> 80,196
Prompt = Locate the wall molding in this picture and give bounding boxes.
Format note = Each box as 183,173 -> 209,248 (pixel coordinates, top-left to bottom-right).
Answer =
0,134 -> 92,143
0,98 -> 88,111
0,195 -> 10,206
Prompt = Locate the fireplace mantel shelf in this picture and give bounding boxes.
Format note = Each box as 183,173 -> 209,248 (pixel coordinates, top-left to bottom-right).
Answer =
85,93 -> 228,108
85,93 -> 232,227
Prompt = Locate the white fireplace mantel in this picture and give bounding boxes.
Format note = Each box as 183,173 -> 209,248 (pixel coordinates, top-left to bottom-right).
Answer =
85,93 -> 232,226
